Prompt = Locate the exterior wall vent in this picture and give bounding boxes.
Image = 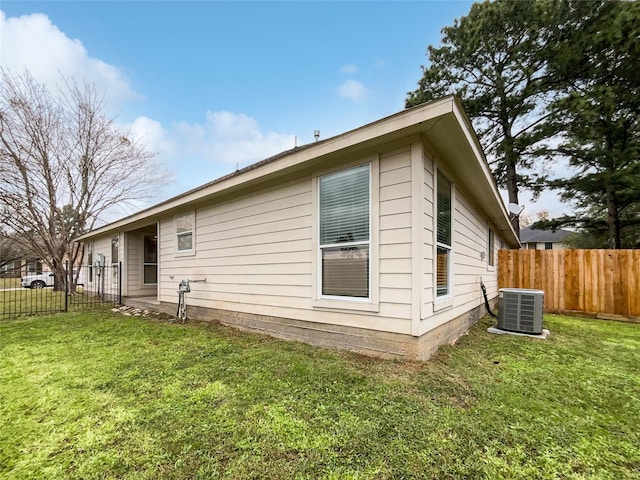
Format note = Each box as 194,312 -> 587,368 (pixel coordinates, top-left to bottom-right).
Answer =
498,288 -> 544,334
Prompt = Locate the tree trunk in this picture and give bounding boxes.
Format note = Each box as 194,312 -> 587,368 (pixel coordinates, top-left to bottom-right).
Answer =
506,162 -> 520,238
68,243 -> 84,295
51,258 -> 66,292
497,101 -> 521,239
605,184 -> 621,249
503,135 -> 521,239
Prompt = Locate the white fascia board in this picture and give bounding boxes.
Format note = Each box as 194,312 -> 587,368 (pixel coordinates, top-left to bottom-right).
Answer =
450,100 -> 520,247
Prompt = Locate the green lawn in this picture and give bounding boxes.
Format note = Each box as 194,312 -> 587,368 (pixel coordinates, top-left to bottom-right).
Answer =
0,277 -> 20,289
1,309 -> 638,479
0,287 -> 97,321
1,287 -> 66,320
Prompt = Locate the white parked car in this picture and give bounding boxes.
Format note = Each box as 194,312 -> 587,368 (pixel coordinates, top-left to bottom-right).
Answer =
21,270 -> 85,289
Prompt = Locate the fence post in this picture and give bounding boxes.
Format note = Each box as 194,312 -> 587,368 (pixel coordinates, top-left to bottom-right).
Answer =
65,260 -> 69,313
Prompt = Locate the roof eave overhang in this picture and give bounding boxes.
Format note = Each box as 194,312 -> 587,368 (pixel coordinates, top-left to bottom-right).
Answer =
77,96 -> 519,247
423,98 -> 519,247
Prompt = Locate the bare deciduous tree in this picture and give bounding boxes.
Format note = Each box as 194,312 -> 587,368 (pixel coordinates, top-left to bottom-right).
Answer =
0,229 -> 24,273
0,69 -> 167,290
518,212 -> 532,230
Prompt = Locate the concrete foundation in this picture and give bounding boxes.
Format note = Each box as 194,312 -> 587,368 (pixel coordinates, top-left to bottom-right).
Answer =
124,297 -> 486,361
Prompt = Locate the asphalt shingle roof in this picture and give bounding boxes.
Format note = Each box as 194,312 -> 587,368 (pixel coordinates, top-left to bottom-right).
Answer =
520,227 -> 572,243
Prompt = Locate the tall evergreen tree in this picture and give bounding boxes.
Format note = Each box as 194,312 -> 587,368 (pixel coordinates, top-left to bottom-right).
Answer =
406,0 -> 563,236
540,0 -> 640,248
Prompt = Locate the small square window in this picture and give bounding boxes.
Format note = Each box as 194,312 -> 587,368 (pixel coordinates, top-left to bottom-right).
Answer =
175,213 -> 194,252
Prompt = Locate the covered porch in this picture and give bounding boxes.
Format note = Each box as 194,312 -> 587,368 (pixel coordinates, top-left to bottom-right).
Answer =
122,223 -> 158,301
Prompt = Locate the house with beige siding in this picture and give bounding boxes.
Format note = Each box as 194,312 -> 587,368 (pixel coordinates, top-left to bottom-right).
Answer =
77,96 -> 519,360
520,227 -> 572,250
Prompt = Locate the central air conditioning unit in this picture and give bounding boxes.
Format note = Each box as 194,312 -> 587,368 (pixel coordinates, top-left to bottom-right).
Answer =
498,288 -> 544,334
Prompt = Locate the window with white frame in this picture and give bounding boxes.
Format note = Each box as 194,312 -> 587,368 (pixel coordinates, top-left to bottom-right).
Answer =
175,212 -> 194,252
143,235 -> 158,284
319,164 -> 370,299
436,170 -> 452,298
487,228 -> 495,267
27,260 -> 42,274
87,244 -> 93,282
111,235 -> 119,282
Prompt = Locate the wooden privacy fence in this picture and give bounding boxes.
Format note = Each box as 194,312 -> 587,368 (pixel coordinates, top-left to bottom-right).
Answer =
498,249 -> 640,318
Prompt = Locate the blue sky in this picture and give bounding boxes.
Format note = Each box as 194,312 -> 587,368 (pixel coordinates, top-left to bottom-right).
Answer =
1,1 -> 562,221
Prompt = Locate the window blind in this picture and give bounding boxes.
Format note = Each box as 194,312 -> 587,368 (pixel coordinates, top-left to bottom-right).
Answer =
322,245 -> 369,297
319,164 -> 370,245
436,246 -> 449,297
437,170 -> 452,246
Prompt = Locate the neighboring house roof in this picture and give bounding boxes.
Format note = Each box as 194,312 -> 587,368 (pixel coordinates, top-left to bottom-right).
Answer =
77,96 -> 520,248
520,227 -> 573,244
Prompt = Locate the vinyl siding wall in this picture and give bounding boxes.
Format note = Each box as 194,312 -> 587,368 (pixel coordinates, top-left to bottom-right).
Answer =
421,148 -> 435,316
92,236 -> 114,266
378,146 -> 414,327
159,177 -> 313,315
153,148 -> 415,335
87,234 -> 120,292
89,137 -> 508,340
421,163 -> 504,334
525,241 -> 565,250
126,232 -> 140,296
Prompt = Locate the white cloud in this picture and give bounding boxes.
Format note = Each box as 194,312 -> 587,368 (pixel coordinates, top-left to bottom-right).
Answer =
374,59 -> 387,69
338,80 -> 368,101
127,116 -> 177,157
0,10 -> 138,108
121,111 -> 296,201
172,111 -> 296,168
1,10 -> 297,206
341,64 -> 358,74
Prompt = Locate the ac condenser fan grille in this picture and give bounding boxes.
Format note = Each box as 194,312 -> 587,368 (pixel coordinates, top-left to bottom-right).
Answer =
498,289 -> 544,334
